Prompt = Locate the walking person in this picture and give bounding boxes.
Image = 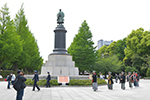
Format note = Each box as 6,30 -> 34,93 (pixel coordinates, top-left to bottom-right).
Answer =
16,70 -> 27,100
120,71 -> 125,90
46,71 -> 51,88
128,72 -> 133,88
114,74 -> 118,83
11,72 -> 16,85
7,73 -> 12,89
107,72 -> 113,90
32,70 -> 40,91
92,71 -> 98,91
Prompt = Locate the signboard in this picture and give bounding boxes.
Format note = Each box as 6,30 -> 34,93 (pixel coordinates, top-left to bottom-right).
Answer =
58,76 -> 69,83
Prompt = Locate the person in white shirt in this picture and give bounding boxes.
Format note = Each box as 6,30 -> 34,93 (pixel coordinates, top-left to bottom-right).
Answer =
11,72 -> 16,85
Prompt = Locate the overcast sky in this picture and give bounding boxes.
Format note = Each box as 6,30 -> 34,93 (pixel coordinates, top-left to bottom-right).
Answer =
1,0 -> 150,62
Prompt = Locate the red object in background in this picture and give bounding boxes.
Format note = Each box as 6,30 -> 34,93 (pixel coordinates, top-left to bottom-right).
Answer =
5,79 -> 7,81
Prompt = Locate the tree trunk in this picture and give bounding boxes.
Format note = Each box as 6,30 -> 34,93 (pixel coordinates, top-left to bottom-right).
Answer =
105,72 -> 107,79
14,64 -> 18,71
82,70 -> 84,75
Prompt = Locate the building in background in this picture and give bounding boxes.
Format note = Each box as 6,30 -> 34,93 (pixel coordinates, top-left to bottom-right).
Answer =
97,39 -> 113,50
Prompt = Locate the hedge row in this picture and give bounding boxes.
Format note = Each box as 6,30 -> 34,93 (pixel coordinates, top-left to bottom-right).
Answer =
25,79 -> 107,86
25,79 -> 59,86
69,79 -> 107,86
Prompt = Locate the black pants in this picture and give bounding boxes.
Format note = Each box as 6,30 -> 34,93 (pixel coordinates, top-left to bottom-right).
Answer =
7,81 -> 10,89
16,89 -> 24,100
33,81 -> 40,90
46,80 -> 50,87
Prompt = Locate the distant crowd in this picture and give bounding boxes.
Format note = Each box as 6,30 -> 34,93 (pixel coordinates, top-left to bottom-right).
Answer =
91,71 -> 140,91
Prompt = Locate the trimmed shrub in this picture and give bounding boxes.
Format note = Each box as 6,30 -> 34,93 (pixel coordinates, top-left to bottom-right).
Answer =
69,79 -> 107,86
25,79 -> 59,86
25,79 -> 107,86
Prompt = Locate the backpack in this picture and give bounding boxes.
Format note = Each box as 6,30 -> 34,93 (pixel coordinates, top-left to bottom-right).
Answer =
6,75 -> 12,81
13,77 -> 21,91
130,76 -> 134,83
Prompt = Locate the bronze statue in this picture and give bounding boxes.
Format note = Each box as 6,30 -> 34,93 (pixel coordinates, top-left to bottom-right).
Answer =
57,9 -> 64,25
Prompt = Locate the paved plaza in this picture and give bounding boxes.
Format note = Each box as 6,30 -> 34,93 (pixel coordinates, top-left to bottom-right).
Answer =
0,79 -> 150,100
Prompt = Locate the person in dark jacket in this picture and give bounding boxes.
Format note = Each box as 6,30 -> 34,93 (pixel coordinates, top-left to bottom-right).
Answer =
114,74 -> 118,83
16,70 -> 26,100
118,73 -> 121,84
46,71 -> 51,87
32,70 -> 40,91
128,72 -> 133,88
107,72 -> 113,90
7,73 -> 12,89
92,71 -> 98,91
120,71 -> 125,90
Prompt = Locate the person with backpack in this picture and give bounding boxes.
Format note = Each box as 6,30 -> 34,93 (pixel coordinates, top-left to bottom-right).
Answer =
46,71 -> 51,88
135,72 -> 139,87
7,73 -> 12,89
14,70 -> 26,100
32,70 -> 40,91
132,71 -> 138,87
92,71 -> 98,91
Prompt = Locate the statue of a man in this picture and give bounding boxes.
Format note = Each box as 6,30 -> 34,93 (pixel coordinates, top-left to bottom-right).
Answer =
57,9 -> 64,25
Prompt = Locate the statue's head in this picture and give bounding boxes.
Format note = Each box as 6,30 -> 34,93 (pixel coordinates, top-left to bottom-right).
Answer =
59,9 -> 61,12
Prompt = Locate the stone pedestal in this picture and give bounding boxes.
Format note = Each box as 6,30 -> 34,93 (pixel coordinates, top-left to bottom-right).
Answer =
41,55 -> 79,76
41,24 -> 79,76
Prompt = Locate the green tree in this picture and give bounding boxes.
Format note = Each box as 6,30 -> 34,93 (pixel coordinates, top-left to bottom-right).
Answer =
94,56 -> 122,76
125,66 -> 137,74
114,38 -> 126,60
0,4 -> 22,74
97,45 -> 107,58
146,68 -> 150,77
124,28 -> 150,74
68,20 -> 96,74
106,41 -> 116,55
13,4 -> 43,71
97,38 -> 126,61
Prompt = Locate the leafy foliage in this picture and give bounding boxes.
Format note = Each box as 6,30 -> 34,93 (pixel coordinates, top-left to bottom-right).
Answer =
125,66 -> 138,73
68,20 -> 96,73
124,28 -> 150,74
146,68 -> 150,77
94,56 -> 122,75
0,3 -> 43,73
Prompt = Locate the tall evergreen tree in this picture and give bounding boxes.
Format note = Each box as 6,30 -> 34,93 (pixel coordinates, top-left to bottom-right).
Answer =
68,20 -> 96,74
0,4 -> 22,74
13,4 -> 43,71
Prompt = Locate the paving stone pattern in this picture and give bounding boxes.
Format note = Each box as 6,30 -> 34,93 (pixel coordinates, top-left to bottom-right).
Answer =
0,79 -> 150,100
